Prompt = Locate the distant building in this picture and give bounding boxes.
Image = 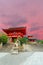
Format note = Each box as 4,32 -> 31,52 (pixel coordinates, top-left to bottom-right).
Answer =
28,35 -> 36,42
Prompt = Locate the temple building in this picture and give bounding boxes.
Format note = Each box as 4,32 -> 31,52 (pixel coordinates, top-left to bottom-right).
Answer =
3,27 -> 26,42
2,27 -> 36,42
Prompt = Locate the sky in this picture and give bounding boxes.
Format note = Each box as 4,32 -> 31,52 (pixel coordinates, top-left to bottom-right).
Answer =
0,0 -> 43,40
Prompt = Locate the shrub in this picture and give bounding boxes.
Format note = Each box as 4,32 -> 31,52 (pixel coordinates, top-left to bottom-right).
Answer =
37,40 -> 40,43
14,39 -> 17,43
0,37 -> 2,43
37,40 -> 43,44
19,37 -> 28,46
40,40 -> 43,44
1,35 -> 8,46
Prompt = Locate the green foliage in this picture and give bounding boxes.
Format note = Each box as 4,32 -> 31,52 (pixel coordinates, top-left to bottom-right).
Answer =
14,39 -> 17,43
0,35 -> 8,46
19,37 -> 28,46
0,37 -> 2,43
37,40 -> 40,43
40,40 -> 43,44
37,40 -> 43,44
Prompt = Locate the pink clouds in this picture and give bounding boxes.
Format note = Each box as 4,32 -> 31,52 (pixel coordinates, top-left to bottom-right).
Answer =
0,0 -> 43,39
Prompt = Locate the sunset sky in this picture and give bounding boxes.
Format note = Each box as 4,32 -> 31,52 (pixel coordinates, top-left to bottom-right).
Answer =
0,0 -> 43,39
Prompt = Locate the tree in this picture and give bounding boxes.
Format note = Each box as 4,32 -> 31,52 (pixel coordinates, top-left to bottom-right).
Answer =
0,37 -> 2,43
14,38 -> 17,43
40,40 -> 43,44
1,35 -> 8,46
19,37 -> 28,46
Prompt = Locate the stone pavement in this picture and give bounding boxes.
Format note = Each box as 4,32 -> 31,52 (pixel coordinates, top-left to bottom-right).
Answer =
0,53 -> 9,58
21,52 -> 43,65
0,52 -> 33,65
0,52 -> 43,65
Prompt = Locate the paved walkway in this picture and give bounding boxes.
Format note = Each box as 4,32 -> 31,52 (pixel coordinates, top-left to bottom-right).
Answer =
0,53 -> 9,58
21,52 -> 43,65
0,52 -> 43,65
0,52 -> 33,65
